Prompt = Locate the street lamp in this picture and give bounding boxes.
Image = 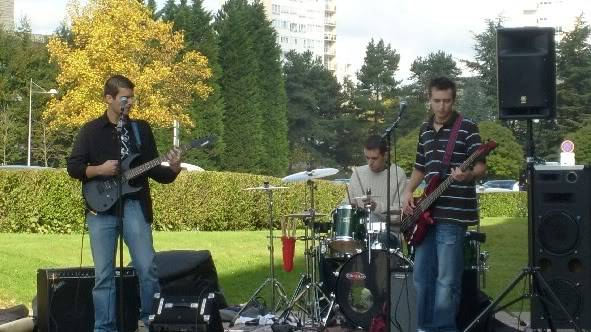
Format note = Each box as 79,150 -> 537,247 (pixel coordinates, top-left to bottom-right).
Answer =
28,79 -> 58,166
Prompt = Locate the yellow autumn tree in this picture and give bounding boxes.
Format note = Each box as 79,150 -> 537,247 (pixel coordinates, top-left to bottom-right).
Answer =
45,0 -> 212,128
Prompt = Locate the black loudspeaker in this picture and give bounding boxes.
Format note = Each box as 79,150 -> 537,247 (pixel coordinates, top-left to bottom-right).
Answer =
155,250 -> 227,308
390,269 -> 416,332
36,267 -> 139,332
531,165 -> 591,329
497,27 -> 556,120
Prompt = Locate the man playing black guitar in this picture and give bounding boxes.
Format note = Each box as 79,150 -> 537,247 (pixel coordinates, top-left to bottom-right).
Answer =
67,75 -> 182,332
401,77 -> 487,332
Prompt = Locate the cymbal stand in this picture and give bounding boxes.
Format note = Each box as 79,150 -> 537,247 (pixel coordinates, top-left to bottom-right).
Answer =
232,182 -> 289,324
278,180 -> 333,328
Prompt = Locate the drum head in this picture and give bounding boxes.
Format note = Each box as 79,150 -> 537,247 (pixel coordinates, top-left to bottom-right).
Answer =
336,250 -> 402,329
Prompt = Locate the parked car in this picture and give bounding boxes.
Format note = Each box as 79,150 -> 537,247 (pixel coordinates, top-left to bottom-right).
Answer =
476,179 -> 519,193
160,162 -> 204,172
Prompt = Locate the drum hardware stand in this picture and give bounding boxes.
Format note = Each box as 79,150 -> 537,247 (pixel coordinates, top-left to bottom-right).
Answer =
278,179 -> 333,328
464,120 -> 581,332
232,182 -> 289,326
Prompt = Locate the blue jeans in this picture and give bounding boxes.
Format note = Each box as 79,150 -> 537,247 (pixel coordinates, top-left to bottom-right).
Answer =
87,199 -> 159,332
413,223 -> 466,332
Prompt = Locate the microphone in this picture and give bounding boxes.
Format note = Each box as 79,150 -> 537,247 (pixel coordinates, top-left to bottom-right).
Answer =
398,100 -> 407,120
116,96 -> 128,131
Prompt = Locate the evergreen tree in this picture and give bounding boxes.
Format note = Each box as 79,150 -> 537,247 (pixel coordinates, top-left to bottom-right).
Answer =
283,51 -> 341,170
409,50 -> 462,103
160,0 -> 226,170
556,15 -> 591,135
463,17 -> 504,119
356,39 -> 400,130
456,77 -> 492,122
246,1 -> 288,175
215,0 -> 263,173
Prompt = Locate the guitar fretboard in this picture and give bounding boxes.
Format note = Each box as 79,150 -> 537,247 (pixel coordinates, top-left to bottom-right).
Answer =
401,144 -> 491,232
123,143 -> 190,181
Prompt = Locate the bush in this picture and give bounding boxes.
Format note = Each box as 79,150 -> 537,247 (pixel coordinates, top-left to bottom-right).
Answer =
0,169 -> 528,233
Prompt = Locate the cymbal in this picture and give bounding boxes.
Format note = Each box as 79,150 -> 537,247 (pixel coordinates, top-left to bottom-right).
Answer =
281,168 -> 339,183
286,211 -> 327,219
352,195 -> 384,200
244,185 -> 288,191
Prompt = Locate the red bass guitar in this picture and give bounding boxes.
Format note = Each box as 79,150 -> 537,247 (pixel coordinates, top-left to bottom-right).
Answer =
401,140 -> 497,246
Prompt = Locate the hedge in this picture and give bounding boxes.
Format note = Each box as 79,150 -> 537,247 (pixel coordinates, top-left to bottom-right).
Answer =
0,169 -> 527,234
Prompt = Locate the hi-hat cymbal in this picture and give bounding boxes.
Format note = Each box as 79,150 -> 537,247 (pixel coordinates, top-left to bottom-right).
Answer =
281,168 -> 339,183
244,185 -> 288,191
352,195 -> 384,200
286,211 -> 327,218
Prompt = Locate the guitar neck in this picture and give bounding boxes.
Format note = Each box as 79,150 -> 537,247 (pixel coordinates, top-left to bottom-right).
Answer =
416,147 -> 484,213
123,143 -> 190,181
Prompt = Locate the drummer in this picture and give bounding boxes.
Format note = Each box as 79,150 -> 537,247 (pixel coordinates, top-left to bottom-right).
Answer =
346,135 -> 407,248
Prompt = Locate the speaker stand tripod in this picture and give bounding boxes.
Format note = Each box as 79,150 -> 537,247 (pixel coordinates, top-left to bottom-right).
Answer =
464,120 -> 581,332
231,182 -> 289,325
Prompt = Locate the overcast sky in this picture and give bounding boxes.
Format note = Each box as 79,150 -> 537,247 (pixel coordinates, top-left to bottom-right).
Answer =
13,0 -> 591,82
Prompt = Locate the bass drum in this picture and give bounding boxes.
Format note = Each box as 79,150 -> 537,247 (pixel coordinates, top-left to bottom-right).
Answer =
335,249 -> 405,330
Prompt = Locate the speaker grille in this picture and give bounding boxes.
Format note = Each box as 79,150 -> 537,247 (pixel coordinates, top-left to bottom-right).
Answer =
537,211 -> 579,255
536,278 -> 582,323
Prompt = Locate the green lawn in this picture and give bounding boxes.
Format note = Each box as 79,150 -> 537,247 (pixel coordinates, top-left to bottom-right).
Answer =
0,217 -> 529,311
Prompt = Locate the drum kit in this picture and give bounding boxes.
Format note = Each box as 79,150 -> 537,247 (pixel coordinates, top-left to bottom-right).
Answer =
236,168 -> 490,330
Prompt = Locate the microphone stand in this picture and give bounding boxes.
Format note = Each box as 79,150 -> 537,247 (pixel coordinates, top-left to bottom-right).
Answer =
381,102 -> 405,332
115,112 -> 126,332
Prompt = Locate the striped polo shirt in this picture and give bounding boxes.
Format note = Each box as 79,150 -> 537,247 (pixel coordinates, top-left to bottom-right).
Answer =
414,111 -> 484,225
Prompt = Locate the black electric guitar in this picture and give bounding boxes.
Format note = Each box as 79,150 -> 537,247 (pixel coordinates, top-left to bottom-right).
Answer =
83,136 -> 215,212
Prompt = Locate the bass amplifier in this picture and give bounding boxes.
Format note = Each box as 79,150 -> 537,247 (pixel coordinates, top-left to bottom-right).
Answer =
36,267 -> 140,332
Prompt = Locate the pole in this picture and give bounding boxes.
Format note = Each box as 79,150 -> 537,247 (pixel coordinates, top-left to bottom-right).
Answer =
27,78 -> 32,166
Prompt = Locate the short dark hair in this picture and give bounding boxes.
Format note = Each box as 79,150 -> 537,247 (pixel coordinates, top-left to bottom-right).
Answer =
364,135 -> 386,155
104,75 -> 135,98
427,76 -> 456,100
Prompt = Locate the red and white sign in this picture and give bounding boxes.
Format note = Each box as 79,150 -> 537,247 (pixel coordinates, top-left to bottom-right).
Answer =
561,140 -> 575,153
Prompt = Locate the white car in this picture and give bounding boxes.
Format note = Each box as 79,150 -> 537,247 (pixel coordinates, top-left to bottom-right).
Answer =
476,180 -> 519,193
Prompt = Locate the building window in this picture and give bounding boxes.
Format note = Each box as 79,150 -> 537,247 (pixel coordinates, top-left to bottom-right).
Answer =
272,4 -> 280,14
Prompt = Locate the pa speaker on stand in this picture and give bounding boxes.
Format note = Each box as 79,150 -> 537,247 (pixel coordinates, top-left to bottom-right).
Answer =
497,27 -> 556,120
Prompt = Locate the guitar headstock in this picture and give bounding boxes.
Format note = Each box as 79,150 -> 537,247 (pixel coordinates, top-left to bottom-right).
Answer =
189,135 -> 216,150
478,139 -> 498,155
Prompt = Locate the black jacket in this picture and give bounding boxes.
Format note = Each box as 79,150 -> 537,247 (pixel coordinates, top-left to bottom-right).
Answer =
67,112 -> 179,223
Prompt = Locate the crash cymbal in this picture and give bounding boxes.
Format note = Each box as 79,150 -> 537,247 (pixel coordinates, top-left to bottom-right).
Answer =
286,211 -> 327,218
352,195 -> 384,200
281,168 -> 339,183
244,185 -> 288,191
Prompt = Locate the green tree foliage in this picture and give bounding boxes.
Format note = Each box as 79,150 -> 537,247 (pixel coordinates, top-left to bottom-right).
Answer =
478,121 -> 523,179
556,16 -> 591,135
0,20 -> 63,166
159,0 -> 226,170
409,50 -> 462,103
356,39 -> 400,129
456,76 -> 493,122
214,0 -> 263,173
565,122 -> 591,165
463,18 -> 504,120
283,51 -> 341,170
246,2 -> 288,176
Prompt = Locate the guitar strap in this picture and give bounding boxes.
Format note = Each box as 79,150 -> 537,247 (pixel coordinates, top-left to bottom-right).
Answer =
131,121 -> 142,150
440,114 -> 463,176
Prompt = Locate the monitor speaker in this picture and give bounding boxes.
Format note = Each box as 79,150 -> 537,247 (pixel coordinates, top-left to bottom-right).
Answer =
531,165 -> 591,329
497,27 -> 556,120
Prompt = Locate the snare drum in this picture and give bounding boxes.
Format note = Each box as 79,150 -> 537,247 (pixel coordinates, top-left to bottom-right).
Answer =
328,204 -> 365,255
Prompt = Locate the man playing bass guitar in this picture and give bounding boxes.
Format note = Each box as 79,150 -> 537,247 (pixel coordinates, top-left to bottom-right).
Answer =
67,75 -> 182,332
401,76 -> 487,332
